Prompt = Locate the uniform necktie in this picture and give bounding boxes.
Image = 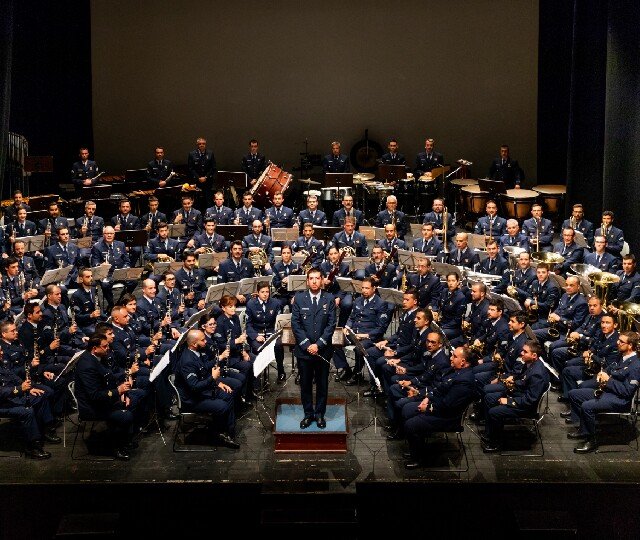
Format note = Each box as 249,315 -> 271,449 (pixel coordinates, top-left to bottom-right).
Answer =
312,296 -> 318,308
262,302 -> 266,313
596,255 -> 601,266
165,241 -> 169,251
108,244 -> 114,261
285,265 -> 289,276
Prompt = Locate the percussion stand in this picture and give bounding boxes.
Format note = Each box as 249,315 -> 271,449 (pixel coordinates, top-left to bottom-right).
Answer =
446,167 -> 462,223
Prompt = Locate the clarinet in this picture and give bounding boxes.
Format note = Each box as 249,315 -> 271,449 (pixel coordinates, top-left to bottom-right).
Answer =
221,330 -> 232,376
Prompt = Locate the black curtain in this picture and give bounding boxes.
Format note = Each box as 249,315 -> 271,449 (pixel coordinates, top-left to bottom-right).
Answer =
540,0 -> 639,252
0,1 -> 13,191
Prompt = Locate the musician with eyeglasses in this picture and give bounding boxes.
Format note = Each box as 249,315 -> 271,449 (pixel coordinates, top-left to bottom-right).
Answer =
567,331 -> 640,454
156,272 -> 189,325
562,203 -> 594,247
595,210 -> 625,259
522,204 -> 554,252
558,313 -> 619,406
375,195 -> 408,240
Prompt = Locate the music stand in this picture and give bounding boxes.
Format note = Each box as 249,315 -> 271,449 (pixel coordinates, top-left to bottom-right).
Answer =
432,261 -> 462,279
185,306 -> 214,328
270,227 -> 298,243
378,287 -> 404,306
467,233 -> 489,251
343,327 -> 382,393
238,276 -> 273,297
205,282 -> 240,304
199,252 -> 227,270
15,235 -> 45,252
253,330 -> 282,378
167,224 -> 186,238
115,229 -> 148,248
324,172 -> 353,189
314,226 -> 342,244
216,171 -> 247,191
287,274 -> 308,292
378,164 -> 406,183
574,230 -> 589,248
41,266 -> 73,287
217,225 -> 250,241
359,226 -> 385,241
112,267 -> 144,282
336,277 -> 363,295
152,261 -> 183,274
345,257 -> 370,273
478,178 -> 507,198
53,350 -> 83,383
91,264 -> 111,282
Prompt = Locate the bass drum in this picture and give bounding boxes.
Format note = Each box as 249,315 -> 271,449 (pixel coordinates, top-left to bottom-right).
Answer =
350,128 -> 384,173
249,162 -> 293,208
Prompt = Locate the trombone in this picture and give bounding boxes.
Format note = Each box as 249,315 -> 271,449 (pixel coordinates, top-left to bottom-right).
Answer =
442,206 -> 449,254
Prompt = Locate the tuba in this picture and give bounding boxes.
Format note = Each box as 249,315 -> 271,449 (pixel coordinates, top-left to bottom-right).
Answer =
589,271 -> 620,309
613,302 -> 640,333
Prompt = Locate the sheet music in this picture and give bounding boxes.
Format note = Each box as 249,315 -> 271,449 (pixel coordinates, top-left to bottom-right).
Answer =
41,266 -> 73,287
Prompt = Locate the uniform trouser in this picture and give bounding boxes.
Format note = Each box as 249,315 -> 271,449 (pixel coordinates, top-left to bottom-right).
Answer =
561,362 -> 597,398
386,383 -> 419,426
228,355 -> 254,398
99,279 -> 137,308
568,388 -> 630,436
298,348 -> 332,418
0,391 -> 54,443
484,392 -> 534,442
403,407 -> 459,459
191,390 -> 236,436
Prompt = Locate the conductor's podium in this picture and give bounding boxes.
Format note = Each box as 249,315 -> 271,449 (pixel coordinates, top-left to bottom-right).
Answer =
273,398 -> 348,453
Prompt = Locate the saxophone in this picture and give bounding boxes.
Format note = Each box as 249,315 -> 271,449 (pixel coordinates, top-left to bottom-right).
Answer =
401,268 -> 408,293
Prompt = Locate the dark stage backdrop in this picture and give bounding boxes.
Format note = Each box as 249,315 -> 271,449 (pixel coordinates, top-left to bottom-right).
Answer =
90,0 -> 539,183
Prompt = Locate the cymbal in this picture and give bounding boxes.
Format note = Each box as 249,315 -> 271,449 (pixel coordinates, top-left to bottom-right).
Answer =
353,173 -> 375,181
298,178 -> 321,185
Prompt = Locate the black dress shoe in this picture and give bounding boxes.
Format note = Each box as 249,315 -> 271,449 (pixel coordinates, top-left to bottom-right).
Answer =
482,441 -> 501,453
404,460 -> 422,470
217,433 -> 241,449
43,432 -> 62,444
574,439 -> 598,454
345,373 -> 364,386
565,417 -> 576,425
316,416 -> 326,429
402,451 -> 412,459
362,388 -> 377,397
557,395 -> 569,403
25,446 -> 51,460
386,431 -> 403,441
115,448 -> 130,461
550,383 -> 561,392
277,372 -> 286,382
300,417 -> 314,429
469,412 -> 484,423
567,430 -> 588,440
335,367 -> 353,382
294,374 -> 300,385
560,410 -> 572,419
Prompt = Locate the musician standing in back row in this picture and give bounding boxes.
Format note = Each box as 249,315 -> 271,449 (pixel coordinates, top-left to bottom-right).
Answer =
146,146 -> 174,187
241,139 -> 267,184
188,137 -> 217,207
71,147 -> 100,193
488,144 -> 524,189
414,138 -> 444,179
322,141 -> 350,173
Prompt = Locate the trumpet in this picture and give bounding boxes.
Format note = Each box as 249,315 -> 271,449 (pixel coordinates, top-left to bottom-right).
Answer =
594,364 -> 607,398
601,221 -> 608,237
506,270 -> 519,299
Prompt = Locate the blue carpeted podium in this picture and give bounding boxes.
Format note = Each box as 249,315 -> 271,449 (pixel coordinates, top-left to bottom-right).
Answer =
273,398 -> 348,453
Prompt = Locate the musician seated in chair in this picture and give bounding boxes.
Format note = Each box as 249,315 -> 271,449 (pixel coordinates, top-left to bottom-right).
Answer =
292,223 -> 324,268
551,227 -> 584,276
376,224 -> 406,264
567,331 -> 640,454
242,219 -> 274,266
476,240 -> 508,276
139,196 -> 168,239
71,267 -> 105,336
428,272 -> 466,341
245,282 -> 286,382
423,198 -> 455,246
474,200 -> 507,239
71,147 -> 100,193
75,200 -> 105,265
523,263 -> 561,322
110,199 -> 142,265
271,245 -> 301,311
156,272 -> 193,326
44,227 -> 80,298
365,246 -> 397,289
327,217 -> 368,280
584,236 -> 619,273
332,194 -> 363,229
2,257 -> 39,316
609,255 -> 640,306
412,223 -> 442,256
414,137 -> 444,179
407,256 -> 443,309
481,340 -> 549,453
375,195 -> 408,240
188,217 -> 227,254
438,232 -> 479,270
174,252 -> 207,317
145,222 -> 181,282
595,210 -> 625,259
90,226 -> 136,310
297,194 -> 328,229
146,146 -> 174,187
4,207 -> 37,253
498,219 -> 530,254
522,204 -> 554,252
37,201 -> 70,249
205,191 -> 234,224
558,313 -> 619,404
171,195 -> 203,251
492,251 -> 536,304
217,241 -> 254,305
451,282 -> 490,347
233,192 -> 263,227
561,203 -> 594,247
264,191 -> 294,230
12,240 -> 40,292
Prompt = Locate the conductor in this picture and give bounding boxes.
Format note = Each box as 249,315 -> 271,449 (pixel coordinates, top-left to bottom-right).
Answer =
291,268 -> 337,429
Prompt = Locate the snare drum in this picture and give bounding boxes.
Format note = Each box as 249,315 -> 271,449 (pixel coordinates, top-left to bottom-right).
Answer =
532,184 -> 566,214
461,185 -> 489,216
303,189 -> 322,199
321,186 -> 352,201
500,189 -> 538,220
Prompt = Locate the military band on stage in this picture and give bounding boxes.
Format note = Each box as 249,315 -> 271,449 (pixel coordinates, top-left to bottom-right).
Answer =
0,136 -> 638,469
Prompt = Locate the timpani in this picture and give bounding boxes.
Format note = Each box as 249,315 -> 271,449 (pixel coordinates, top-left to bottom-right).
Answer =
461,184 -> 489,221
500,188 -> 538,221
532,184 -> 566,215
